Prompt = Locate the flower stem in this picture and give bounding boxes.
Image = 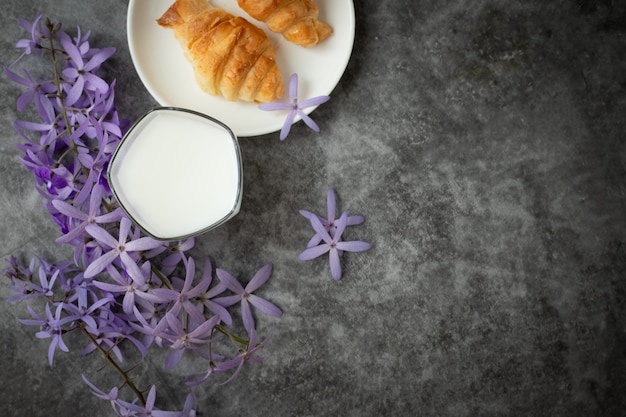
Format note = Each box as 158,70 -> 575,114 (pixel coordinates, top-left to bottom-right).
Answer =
214,324 -> 249,346
151,264 -> 174,290
79,326 -> 147,406
44,19 -> 77,166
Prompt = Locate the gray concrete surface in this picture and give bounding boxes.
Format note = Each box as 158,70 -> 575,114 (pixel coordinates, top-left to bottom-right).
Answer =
1,0 -> 625,416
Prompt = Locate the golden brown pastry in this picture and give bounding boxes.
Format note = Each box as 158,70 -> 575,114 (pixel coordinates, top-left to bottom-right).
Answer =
237,0 -> 333,48
157,0 -> 284,102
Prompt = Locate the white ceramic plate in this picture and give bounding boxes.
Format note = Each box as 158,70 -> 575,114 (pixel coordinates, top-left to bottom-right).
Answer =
127,0 -> 355,137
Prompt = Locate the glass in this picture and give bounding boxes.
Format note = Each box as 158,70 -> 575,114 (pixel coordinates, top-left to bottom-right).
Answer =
108,107 -> 243,241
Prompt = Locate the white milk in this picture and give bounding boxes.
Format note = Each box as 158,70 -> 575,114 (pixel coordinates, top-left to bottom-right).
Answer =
108,109 -> 242,240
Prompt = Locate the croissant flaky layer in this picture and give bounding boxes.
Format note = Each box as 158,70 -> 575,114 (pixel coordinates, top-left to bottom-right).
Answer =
157,0 -> 284,103
237,0 -> 333,48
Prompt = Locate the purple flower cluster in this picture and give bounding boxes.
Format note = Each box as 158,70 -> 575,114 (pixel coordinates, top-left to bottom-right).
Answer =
299,189 -> 371,280
4,15 -> 282,416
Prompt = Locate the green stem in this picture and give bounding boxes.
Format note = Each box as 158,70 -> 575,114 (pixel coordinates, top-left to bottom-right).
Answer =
45,19 -> 78,167
214,324 -> 249,346
79,326 -> 146,406
151,264 -> 174,290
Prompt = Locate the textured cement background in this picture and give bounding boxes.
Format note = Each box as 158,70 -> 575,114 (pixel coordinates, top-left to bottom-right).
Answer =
1,0 -> 626,416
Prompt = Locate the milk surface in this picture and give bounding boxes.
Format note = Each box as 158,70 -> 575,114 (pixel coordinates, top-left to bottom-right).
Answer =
109,110 -> 241,240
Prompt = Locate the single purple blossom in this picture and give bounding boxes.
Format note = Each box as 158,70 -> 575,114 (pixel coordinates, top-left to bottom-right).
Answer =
151,257 -> 210,326
3,66 -> 52,112
157,238 -> 196,276
19,303 -> 74,365
60,294 -> 112,331
84,217 -> 163,279
11,14 -> 49,65
159,312 -> 220,371
13,94 -> 61,146
299,211 -> 371,281
92,263 -> 156,315
52,183 -> 123,244
80,306 -> 148,360
6,277 -> 35,303
6,265 -> 59,302
213,264 -> 283,332
219,327 -> 275,385
258,73 -> 330,140
131,305 -> 168,349
58,30 -> 114,105
299,188 -> 365,248
82,375 -> 119,413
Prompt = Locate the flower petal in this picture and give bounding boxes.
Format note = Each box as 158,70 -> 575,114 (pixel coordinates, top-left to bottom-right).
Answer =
165,347 -> 185,371
85,224 -> 117,248
122,291 -> 136,315
279,110 -> 296,141
51,199 -> 88,220
258,102 -> 292,111
215,268 -> 244,294
247,294 -> 283,318
333,212 -> 349,240
347,215 -> 365,226
288,73 -> 298,101
297,109 -> 320,132
329,249 -> 342,281
336,241 -> 371,253
306,233 -> 323,248
298,95 -> 330,108
213,294 -> 242,307
326,189 -> 336,223
84,249 -> 118,278
245,263 -> 272,292
298,209 -> 317,220
125,236 -> 162,252
298,244 -> 330,261
241,299 -> 254,332
308,215 -> 333,243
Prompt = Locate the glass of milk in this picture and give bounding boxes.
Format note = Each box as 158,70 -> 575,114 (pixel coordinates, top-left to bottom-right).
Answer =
108,107 -> 243,241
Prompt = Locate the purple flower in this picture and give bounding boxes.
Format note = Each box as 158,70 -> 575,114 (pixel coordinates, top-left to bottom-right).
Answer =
151,257 -> 209,326
159,312 -> 220,371
259,73 -> 330,140
13,95 -> 61,146
299,188 -> 365,248
19,303 -> 74,365
80,307 -> 148,360
82,375 -> 119,413
3,66 -> 51,112
6,15 -> 279,416
219,327 -> 275,385
185,359 -> 227,386
84,217 -> 163,279
92,263 -> 156,315
7,265 -> 59,302
58,30 -> 115,105
60,294 -> 112,331
158,238 -> 196,276
299,211 -> 371,281
11,14 -> 49,64
213,264 -> 283,332
52,183 -> 123,244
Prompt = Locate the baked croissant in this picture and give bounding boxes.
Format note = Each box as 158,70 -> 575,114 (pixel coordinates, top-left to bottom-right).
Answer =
157,0 -> 284,102
237,0 -> 333,48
